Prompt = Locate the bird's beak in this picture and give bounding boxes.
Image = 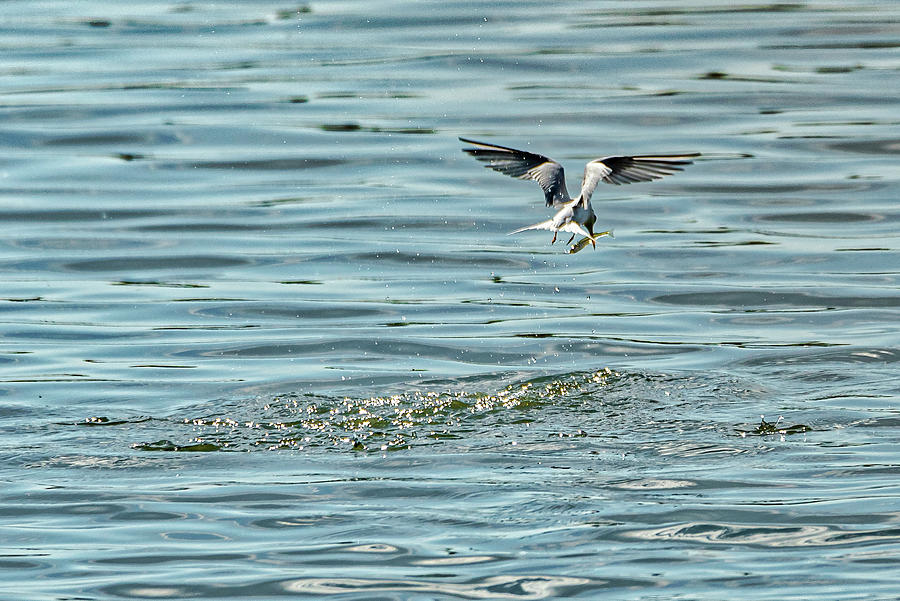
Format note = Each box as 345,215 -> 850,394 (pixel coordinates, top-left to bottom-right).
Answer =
586,220 -> 596,249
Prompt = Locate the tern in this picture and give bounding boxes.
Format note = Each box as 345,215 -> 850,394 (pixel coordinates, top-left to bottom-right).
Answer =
459,137 -> 699,251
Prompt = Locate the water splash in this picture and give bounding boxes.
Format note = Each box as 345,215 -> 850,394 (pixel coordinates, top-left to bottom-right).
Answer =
133,369 -> 622,452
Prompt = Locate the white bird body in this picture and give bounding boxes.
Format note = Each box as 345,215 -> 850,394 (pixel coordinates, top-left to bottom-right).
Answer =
459,137 -> 699,251
509,197 -> 595,242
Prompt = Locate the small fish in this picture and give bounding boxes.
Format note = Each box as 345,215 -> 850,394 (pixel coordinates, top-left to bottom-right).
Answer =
568,230 -> 612,254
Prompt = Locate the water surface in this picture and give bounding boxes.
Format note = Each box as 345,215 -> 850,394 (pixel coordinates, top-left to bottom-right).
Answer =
1,1 -> 898,599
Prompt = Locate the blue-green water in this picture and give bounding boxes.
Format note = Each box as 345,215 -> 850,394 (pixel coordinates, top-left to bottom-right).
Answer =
2,1 -> 899,599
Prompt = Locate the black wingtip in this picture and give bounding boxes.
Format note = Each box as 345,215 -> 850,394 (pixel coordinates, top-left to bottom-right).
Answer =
459,137 -> 494,152
458,137 -> 533,156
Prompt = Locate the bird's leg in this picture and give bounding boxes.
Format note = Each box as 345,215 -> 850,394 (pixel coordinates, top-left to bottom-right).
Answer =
565,233 -> 575,245
590,237 -> 596,249
551,232 -> 557,244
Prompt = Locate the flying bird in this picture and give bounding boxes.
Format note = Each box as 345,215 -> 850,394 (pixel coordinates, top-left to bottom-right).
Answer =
459,137 -> 699,252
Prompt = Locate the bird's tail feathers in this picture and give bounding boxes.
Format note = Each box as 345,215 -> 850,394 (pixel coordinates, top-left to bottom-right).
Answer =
508,220 -> 553,235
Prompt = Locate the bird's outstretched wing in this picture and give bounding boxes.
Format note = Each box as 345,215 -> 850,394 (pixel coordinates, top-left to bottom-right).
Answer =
459,137 -> 570,206
579,153 -> 700,204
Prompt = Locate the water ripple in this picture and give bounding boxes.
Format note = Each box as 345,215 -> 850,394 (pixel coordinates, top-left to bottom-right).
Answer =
622,522 -> 900,548
280,574 -> 600,599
